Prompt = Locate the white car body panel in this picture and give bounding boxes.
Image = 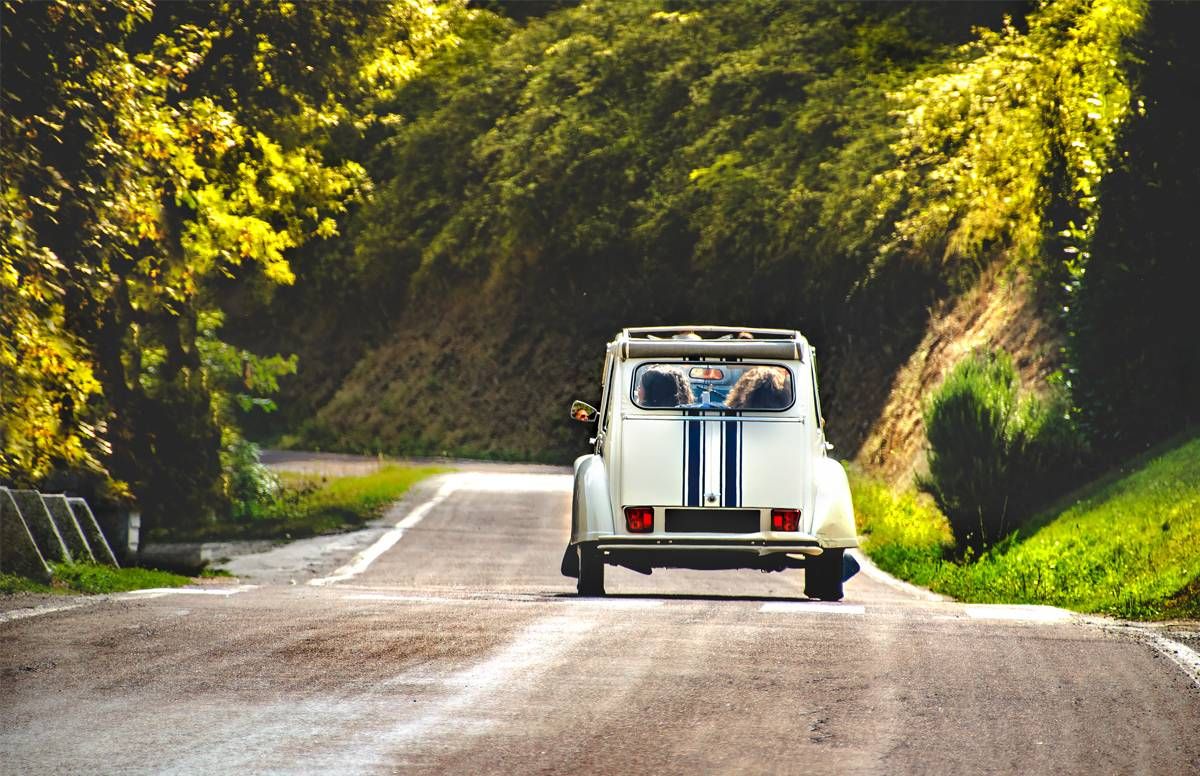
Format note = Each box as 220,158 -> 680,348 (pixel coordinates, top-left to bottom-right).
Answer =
619,418 -> 685,507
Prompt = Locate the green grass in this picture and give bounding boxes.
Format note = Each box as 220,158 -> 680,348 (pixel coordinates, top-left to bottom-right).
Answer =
1,564 -> 191,595
850,434 -> 1200,620
0,572 -> 55,595
849,469 -> 954,588
158,464 -> 446,542
50,563 -> 192,594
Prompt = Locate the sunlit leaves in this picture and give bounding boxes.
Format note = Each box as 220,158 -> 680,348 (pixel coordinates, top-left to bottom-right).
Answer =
1,186 -> 104,483
1,0 -> 454,498
877,0 -> 1146,276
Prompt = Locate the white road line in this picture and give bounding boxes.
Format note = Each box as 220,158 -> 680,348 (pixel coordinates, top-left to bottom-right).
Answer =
308,478 -> 459,587
760,601 -> 866,615
342,593 -> 665,609
1146,633 -> 1200,689
0,602 -> 88,624
0,584 -> 257,625
344,593 -> 468,605
964,604 -> 1073,623
447,472 -> 572,493
117,585 -> 258,600
572,598 -> 664,609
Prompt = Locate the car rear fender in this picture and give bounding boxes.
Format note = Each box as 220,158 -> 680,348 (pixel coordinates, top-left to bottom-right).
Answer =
572,454 -> 616,542
811,456 -> 858,548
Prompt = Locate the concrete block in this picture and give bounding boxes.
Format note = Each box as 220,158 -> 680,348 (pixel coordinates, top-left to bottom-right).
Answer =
42,494 -> 95,562
9,489 -> 72,563
67,497 -> 120,567
118,511 -> 141,560
0,487 -> 53,582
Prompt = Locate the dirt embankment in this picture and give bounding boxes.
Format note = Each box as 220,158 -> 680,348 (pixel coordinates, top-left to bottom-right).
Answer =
854,266 -> 1063,486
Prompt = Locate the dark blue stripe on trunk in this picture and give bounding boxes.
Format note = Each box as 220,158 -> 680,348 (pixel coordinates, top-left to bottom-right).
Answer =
724,420 -> 739,508
686,416 -> 702,507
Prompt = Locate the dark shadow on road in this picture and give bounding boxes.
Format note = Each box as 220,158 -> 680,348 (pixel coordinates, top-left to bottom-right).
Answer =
546,592 -> 831,604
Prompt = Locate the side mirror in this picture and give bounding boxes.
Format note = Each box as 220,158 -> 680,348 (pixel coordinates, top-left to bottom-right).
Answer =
570,400 -> 599,423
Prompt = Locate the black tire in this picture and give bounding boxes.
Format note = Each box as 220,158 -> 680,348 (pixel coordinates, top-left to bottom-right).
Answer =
804,548 -> 844,601
576,542 -> 605,596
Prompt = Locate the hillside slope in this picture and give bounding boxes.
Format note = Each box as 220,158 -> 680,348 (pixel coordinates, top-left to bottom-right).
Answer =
855,267 -> 1062,485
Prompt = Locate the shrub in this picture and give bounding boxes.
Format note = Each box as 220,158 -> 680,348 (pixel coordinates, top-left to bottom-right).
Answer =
921,350 -> 1081,551
224,440 -> 280,521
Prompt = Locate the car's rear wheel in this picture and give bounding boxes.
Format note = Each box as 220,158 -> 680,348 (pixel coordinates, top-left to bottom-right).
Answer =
576,542 -> 605,596
804,548 -> 844,601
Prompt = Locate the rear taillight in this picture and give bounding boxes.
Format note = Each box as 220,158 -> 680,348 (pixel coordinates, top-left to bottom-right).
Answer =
624,506 -> 654,533
771,508 -> 801,532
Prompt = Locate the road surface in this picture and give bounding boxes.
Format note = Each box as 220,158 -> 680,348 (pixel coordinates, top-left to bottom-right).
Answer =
2,468 -> 1199,774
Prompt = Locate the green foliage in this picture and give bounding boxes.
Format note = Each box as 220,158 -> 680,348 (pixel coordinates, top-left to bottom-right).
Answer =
1,1 -> 459,529
223,439 -> 280,521
286,465 -> 442,519
921,350 -> 1082,550
260,0 -> 1159,474
875,0 -> 1145,278
853,434 -> 1200,620
264,1 -> 998,461
850,467 -> 954,585
0,572 -> 55,595
0,222 -> 105,485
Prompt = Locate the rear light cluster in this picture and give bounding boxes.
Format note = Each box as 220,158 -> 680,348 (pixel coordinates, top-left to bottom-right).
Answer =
624,506 -> 654,533
771,508 -> 801,532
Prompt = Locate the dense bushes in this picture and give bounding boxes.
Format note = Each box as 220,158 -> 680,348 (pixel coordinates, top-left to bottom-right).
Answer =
921,350 -> 1081,551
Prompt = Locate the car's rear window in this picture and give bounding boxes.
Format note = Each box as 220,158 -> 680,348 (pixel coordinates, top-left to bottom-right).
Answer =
630,363 -> 794,411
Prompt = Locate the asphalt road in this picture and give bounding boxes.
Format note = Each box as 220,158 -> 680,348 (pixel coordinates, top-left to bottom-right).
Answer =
2,469 -> 1199,775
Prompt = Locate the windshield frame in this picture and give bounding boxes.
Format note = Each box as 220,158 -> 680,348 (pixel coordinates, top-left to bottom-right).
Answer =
628,361 -> 797,413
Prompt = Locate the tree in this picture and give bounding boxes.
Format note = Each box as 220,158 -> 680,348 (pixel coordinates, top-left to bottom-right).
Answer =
1,0 -> 461,530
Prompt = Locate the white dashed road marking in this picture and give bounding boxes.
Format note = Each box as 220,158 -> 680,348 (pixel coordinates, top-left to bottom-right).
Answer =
760,601 -> 866,614
117,585 -> 258,600
965,604 -> 1073,623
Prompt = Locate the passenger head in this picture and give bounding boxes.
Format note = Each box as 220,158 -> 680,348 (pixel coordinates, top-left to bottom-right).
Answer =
735,330 -> 754,340
725,366 -> 790,410
638,366 -> 695,408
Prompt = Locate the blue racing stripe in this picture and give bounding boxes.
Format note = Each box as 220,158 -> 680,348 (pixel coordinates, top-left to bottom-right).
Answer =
738,415 -> 744,506
686,414 -> 702,507
724,418 -> 739,508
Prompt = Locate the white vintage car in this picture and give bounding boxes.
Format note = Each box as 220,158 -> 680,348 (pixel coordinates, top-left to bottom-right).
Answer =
561,326 -> 858,599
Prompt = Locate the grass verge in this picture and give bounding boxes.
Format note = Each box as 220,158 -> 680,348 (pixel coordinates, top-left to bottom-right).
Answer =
1,564 -> 191,596
155,464 -> 446,542
851,434 -> 1200,620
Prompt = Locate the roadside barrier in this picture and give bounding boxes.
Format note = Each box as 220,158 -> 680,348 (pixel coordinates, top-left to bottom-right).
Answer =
0,487 -> 119,581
